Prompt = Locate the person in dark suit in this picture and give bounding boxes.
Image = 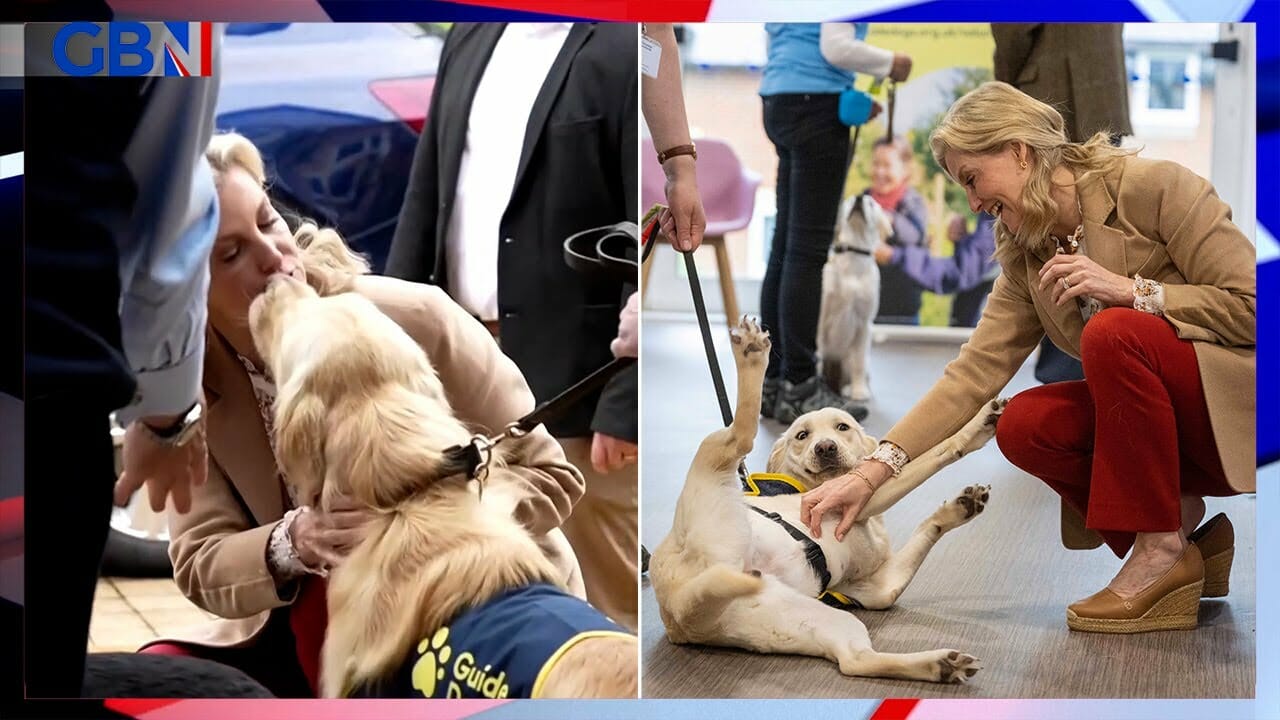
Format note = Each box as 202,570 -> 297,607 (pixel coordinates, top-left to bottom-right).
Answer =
991,23 -> 1134,383
386,22 -> 638,630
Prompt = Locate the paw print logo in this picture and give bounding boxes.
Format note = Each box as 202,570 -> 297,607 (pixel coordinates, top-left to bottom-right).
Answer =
411,627 -> 452,697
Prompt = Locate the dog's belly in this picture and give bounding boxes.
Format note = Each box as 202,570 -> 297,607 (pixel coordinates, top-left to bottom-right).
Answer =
745,496 -> 891,591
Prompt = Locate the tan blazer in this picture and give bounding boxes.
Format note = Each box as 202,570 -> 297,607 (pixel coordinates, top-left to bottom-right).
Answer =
159,275 -> 586,649
991,24 -> 1134,143
884,156 -> 1256,547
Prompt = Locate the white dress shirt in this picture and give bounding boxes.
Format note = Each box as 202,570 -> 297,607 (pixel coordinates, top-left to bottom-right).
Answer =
446,22 -> 571,321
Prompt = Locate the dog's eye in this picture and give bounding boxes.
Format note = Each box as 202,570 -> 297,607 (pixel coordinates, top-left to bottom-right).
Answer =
836,423 -> 851,432
795,430 -> 809,441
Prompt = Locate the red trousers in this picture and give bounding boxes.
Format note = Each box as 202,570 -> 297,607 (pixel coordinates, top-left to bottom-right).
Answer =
141,574 -> 328,697
995,308 -> 1235,558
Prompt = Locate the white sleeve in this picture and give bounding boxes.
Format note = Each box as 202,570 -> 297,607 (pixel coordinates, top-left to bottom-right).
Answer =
819,23 -> 894,78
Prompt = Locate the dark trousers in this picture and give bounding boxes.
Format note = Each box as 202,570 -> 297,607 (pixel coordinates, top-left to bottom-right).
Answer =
24,401 -> 116,698
760,93 -> 851,383
951,278 -> 995,328
24,76 -> 147,698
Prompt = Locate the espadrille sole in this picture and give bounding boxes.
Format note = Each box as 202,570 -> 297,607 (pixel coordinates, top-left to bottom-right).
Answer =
1066,579 -> 1203,634
1201,547 -> 1233,598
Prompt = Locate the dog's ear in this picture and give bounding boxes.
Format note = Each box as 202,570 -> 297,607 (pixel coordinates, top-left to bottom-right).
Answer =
276,391 -> 328,507
859,430 -> 879,458
297,224 -> 371,296
765,434 -> 788,474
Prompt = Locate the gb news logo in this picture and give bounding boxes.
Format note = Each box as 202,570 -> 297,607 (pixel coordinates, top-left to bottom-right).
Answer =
52,22 -> 214,77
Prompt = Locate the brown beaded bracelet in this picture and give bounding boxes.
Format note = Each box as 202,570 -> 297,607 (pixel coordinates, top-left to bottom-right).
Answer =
657,143 -> 697,164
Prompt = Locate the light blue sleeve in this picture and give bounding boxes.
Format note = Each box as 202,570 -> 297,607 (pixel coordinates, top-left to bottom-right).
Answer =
114,190 -> 217,425
112,44 -> 223,425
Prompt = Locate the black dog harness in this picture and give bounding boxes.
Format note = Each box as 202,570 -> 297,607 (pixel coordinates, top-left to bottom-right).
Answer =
830,244 -> 873,256
741,473 -> 865,611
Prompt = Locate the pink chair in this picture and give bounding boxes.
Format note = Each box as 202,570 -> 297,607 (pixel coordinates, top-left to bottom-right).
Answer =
642,137 -> 761,326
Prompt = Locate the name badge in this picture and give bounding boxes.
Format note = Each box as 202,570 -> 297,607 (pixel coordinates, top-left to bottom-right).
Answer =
640,34 -> 661,79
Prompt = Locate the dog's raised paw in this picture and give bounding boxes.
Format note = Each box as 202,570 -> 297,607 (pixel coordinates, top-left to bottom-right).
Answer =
938,650 -> 982,684
956,484 -> 990,518
730,315 -> 771,359
934,484 -> 991,530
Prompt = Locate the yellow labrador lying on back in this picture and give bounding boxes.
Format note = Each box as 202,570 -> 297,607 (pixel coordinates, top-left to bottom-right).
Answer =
650,317 -> 1004,683
248,270 -> 636,699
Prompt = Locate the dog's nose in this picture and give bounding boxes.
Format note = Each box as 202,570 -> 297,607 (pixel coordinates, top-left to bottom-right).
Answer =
815,439 -> 838,457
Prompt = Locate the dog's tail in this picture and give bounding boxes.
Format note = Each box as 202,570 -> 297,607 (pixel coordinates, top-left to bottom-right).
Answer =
669,563 -> 764,629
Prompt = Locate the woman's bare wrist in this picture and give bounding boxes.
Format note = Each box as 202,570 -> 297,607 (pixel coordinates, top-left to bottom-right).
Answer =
849,467 -> 879,493
662,153 -> 696,180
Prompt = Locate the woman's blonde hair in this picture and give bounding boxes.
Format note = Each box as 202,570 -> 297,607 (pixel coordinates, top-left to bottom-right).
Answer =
205,132 -> 371,295
929,81 -> 1137,261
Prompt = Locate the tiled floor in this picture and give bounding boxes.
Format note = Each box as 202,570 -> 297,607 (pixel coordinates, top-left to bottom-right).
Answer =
88,577 -> 216,654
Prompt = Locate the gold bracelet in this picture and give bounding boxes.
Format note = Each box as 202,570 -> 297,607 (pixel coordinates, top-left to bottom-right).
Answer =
851,469 -> 877,494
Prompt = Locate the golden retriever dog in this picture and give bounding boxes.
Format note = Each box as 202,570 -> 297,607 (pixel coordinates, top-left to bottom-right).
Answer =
247,245 -> 636,699
650,317 -> 1005,683
818,192 -> 894,403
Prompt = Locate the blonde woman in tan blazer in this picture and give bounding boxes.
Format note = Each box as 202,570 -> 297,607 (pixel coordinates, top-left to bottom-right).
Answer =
800,81 -> 1254,635
139,133 -> 586,696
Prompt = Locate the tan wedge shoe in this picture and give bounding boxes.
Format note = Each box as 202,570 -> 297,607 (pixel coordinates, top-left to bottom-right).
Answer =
1189,513 -> 1234,598
1066,543 -> 1204,634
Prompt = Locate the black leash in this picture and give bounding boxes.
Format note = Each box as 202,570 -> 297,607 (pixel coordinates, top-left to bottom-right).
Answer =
444,357 -> 636,493
444,219 -> 642,489
642,205 -> 745,481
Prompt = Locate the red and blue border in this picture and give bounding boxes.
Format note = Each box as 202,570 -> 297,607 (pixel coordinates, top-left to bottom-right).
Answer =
4,0 -> 1276,718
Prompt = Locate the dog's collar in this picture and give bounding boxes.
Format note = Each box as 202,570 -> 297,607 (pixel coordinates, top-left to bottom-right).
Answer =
830,244 -> 873,256
747,505 -> 831,592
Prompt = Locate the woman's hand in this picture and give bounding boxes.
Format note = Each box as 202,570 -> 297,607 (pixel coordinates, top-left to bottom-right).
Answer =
289,495 -> 374,571
591,432 -> 638,474
1038,254 -> 1136,307
610,292 -> 639,359
116,393 -> 209,514
659,156 -> 706,252
799,461 -> 892,541
888,52 -> 913,83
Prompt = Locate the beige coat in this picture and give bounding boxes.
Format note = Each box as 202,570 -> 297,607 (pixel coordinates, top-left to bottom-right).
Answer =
160,275 -> 586,649
883,156 -> 1256,546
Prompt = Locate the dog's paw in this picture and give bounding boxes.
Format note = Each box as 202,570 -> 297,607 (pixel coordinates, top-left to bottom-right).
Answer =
937,650 -> 982,684
932,485 -> 991,531
729,316 -> 770,366
983,397 -> 1010,429
953,397 -> 1006,455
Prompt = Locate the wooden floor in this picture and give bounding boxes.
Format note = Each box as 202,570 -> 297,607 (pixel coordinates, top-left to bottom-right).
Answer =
639,319 -> 1256,699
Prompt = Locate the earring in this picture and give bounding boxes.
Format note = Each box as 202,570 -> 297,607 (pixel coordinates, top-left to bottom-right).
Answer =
1019,159 -> 1028,170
